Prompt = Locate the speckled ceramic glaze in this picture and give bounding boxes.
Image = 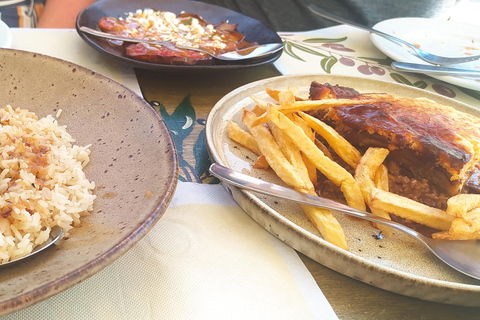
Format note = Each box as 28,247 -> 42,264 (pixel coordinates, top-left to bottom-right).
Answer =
0,48 -> 178,315
206,74 -> 480,306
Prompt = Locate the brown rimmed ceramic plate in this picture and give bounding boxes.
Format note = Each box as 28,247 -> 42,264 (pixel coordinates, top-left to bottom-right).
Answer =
0,48 -> 178,316
75,0 -> 283,71
205,73 -> 480,306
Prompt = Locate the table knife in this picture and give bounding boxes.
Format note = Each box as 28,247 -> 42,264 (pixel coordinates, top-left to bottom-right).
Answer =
391,62 -> 480,78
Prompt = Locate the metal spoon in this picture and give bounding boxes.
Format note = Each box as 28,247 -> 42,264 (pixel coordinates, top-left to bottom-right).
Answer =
308,4 -> 480,66
0,226 -> 63,267
209,163 -> 480,280
79,26 -> 284,61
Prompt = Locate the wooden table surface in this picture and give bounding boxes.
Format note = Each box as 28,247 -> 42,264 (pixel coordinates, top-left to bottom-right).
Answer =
135,65 -> 480,320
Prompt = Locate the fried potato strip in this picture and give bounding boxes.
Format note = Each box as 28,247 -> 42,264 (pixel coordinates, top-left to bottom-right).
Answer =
242,109 -> 305,190
227,121 -> 261,155
369,188 -> 453,231
266,105 -> 365,211
446,194 -> 480,217
299,112 -> 361,169
276,98 -> 383,114
354,148 -> 393,236
270,120 -> 348,249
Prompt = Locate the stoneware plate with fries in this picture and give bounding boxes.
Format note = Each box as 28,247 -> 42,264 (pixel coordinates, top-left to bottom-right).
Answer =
205,74 -> 480,306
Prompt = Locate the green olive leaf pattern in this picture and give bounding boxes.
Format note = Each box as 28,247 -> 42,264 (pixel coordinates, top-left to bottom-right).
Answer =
413,80 -> 428,89
320,56 -> 338,73
302,37 -> 348,43
284,41 -> 306,62
284,40 -> 328,60
390,73 -> 413,86
457,86 -> 480,101
357,56 -> 394,66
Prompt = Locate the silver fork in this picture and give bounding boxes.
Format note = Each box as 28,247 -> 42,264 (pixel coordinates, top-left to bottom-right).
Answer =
308,4 -> 480,66
210,163 -> 480,280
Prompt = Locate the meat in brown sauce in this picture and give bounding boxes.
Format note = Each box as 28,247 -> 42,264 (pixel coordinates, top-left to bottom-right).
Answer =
307,82 -> 480,198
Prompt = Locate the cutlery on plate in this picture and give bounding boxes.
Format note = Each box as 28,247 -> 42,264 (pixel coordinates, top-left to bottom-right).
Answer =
209,163 -> 480,280
79,26 -> 284,61
391,62 -> 480,78
0,226 -> 62,267
307,4 -> 480,66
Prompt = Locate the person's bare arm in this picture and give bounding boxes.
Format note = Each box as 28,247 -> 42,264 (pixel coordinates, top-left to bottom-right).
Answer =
36,0 -> 97,28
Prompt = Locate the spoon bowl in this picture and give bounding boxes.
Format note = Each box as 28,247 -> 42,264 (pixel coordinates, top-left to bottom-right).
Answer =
209,163 -> 480,280
79,26 -> 284,61
308,4 -> 480,66
0,226 -> 63,267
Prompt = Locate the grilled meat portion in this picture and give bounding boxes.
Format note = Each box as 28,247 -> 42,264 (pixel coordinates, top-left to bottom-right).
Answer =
308,82 -> 480,195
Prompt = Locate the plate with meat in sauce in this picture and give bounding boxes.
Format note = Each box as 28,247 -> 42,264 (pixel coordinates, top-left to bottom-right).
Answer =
205,73 -> 480,306
76,0 -> 283,71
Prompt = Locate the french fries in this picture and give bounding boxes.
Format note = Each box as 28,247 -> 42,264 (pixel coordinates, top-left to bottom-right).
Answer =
226,85 -> 480,250
446,194 -> 480,217
266,105 -> 366,211
242,110 -> 305,190
269,113 -> 348,249
299,112 -> 361,169
354,148 -> 393,236
369,188 -> 453,231
227,121 -> 260,155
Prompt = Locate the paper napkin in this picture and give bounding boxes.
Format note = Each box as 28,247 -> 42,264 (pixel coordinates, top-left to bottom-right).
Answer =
3,182 -> 337,320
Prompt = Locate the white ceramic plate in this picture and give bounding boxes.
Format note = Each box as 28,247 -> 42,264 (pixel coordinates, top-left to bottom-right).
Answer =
206,74 -> 480,306
0,20 -> 12,48
370,18 -> 480,91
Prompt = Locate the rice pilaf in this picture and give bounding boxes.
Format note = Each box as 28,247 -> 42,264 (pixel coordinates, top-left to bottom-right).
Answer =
0,105 -> 95,263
